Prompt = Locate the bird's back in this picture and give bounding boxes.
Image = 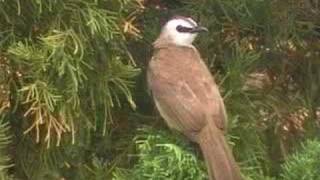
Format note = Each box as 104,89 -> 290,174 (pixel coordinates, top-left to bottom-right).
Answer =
148,44 -> 227,134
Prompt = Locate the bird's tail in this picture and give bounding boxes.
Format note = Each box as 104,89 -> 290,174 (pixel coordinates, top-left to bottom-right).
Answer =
198,124 -> 241,180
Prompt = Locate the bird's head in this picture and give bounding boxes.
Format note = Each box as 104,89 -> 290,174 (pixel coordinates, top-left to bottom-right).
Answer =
158,16 -> 208,47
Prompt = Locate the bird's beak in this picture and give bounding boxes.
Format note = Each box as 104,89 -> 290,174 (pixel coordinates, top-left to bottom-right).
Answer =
190,26 -> 208,33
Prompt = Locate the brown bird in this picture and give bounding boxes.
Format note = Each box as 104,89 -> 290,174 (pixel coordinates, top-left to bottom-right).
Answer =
147,16 -> 242,180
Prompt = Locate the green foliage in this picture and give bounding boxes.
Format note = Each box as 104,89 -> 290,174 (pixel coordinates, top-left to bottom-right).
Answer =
0,0 -> 142,179
0,115 -> 13,180
112,127 -> 207,180
1,0 -> 141,141
15,138 -> 66,179
280,139 -> 320,180
0,0 -> 319,179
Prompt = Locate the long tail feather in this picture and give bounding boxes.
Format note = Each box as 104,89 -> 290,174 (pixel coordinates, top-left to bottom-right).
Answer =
198,125 -> 241,180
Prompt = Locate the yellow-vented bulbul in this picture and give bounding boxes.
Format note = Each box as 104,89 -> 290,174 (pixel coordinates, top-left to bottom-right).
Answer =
147,16 -> 242,180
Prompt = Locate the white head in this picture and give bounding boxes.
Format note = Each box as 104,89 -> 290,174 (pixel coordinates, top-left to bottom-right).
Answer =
158,16 -> 208,47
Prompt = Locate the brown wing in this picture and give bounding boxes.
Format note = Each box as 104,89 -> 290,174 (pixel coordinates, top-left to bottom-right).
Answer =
147,46 -> 227,137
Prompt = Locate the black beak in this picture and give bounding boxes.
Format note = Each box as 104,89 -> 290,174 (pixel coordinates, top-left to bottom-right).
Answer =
190,26 -> 208,33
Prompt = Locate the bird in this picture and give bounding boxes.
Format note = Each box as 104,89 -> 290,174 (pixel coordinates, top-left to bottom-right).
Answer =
147,16 -> 242,180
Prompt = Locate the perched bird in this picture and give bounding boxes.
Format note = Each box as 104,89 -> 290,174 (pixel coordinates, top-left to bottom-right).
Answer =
147,16 -> 242,180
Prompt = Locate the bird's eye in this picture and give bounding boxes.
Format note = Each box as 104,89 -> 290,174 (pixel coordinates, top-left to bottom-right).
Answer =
176,25 -> 193,33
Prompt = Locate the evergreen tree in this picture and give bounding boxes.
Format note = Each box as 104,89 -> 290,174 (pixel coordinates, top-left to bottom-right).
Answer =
280,139 -> 320,180
1,0 -> 143,179
0,0 -> 319,179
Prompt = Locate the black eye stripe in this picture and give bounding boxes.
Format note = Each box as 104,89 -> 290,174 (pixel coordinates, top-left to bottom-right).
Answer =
176,25 -> 193,33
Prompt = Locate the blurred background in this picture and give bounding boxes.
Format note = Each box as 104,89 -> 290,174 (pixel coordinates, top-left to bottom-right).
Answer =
0,0 -> 319,179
